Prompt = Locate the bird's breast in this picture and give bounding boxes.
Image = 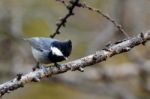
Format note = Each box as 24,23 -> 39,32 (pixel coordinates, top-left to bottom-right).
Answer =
31,47 -> 52,64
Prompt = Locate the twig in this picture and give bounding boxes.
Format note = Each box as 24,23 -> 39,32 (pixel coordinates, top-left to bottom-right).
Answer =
52,0 -> 129,38
50,0 -> 80,38
56,0 -> 68,7
77,2 -> 130,38
0,31 -> 150,97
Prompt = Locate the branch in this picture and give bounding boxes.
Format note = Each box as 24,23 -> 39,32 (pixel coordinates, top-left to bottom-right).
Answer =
51,0 -> 129,38
50,0 -> 80,38
77,2 -> 130,38
0,31 -> 150,97
56,0 -> 130,37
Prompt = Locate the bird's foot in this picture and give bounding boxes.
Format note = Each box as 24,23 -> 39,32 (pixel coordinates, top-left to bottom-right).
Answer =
54,63 -> 61,70
32,62 -> 40,71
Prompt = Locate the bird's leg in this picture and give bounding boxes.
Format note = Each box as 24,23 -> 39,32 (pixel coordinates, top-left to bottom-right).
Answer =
32,62 -> 40,71
54,62 -> 61,70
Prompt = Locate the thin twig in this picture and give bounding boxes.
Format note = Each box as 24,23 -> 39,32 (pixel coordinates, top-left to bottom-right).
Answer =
0,31 -> 150,97
56,0 -> 68,7
52,0 -> 129,38
50,0 -> 80,38
77,2 -> 130,38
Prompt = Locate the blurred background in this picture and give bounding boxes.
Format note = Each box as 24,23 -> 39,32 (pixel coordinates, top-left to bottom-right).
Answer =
0,0 -> 150,99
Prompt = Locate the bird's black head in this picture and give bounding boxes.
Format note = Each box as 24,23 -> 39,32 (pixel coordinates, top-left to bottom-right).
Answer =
64,40 -> 72,57
53,40 -> 72,57
48,40 -> 72,62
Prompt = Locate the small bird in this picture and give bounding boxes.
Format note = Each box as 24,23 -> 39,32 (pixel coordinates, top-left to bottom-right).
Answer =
25,37 -> 72,69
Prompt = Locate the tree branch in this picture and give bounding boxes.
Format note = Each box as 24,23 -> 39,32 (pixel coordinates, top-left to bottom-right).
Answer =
0,31 -> 150,97
56,0 -> 130,38
77,2 -> 130,38
50,0 -> 80,38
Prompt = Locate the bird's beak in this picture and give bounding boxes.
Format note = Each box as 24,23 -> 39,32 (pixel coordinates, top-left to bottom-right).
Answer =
64,57 -> 68,60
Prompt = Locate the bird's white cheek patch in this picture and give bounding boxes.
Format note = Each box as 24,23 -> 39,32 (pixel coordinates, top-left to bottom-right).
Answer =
51,46 -> 64,56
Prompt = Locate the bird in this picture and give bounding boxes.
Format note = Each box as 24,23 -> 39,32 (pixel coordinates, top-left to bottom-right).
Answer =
25,37 -> 72,70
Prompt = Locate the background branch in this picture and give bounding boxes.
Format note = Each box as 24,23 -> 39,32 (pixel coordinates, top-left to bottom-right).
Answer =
77,2 -> 130,38
0,31 -> 150,97
50,0 -> 80,38
51,0 -> 129,39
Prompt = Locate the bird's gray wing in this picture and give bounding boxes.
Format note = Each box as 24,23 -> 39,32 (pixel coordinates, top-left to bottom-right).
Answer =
25,37 -> 58,52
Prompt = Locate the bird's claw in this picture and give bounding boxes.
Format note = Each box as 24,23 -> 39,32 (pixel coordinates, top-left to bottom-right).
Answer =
54,63 -> 61,70
32,62 -> 41,71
